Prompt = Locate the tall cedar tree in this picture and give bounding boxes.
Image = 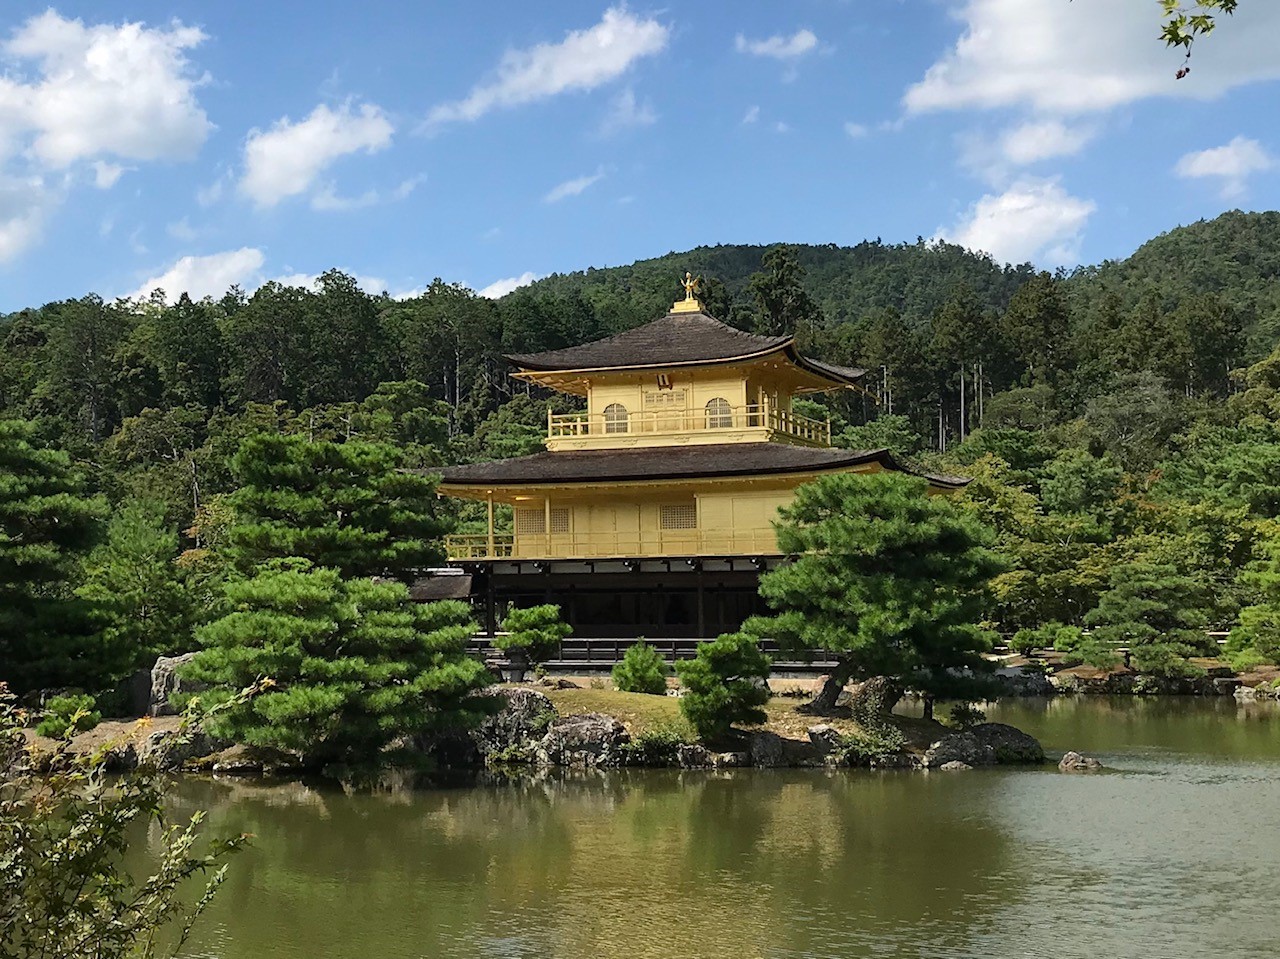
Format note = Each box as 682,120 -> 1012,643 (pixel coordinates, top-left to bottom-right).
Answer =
225,433 -> 450,580
1083,561 -> 1211,676
747,245 -> 824,342
0,421 -> 106,694
1227,529 -> 1280,666
747,472 -> 1004,715
186,561 -> 492,766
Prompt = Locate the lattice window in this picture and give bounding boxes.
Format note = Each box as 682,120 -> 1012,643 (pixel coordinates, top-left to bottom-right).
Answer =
603,403 -> 629,434
549,508 -> 570,534
705,397 -> 732,429
643,389 -> 686,408
514,509 -> 545,536
660,503 -> 698,530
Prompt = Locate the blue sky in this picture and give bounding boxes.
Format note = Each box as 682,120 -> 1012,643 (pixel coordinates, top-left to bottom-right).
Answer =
1,0 -> 1279,310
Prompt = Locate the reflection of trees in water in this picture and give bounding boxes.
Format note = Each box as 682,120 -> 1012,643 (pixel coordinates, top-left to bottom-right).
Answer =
161,769 -> 1024,959
989,695 -> 1280,759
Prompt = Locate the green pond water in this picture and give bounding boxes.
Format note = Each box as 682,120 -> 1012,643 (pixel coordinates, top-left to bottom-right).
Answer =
158,696 -> 1280,959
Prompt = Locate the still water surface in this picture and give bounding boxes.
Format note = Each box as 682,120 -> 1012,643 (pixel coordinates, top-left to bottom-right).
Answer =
162,696 -> 1280,959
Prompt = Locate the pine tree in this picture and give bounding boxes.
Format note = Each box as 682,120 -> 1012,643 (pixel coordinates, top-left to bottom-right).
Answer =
746,472 -> 1004,714
675,632 -> 771,739
0,421 -> 108,694
186,560 -> 492,766
1083,561 -> 1210,676
224,433 -> 451,580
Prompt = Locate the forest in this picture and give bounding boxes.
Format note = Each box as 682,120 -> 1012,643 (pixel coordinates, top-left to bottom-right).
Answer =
4,208 -> 1280,703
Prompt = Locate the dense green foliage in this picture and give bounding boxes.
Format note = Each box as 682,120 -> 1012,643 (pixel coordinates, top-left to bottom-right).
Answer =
1,685 -> 245,958
187,563 -> 492,767
0,422 -> 108,694
675,632 -> 771,739
224,433 -> 449,579
494,604 -> 572,664
748,472 -> 1003,712
611,641 -> 671,695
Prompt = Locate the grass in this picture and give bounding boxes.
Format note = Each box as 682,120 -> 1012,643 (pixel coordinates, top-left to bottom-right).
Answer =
540,686 -> 947,754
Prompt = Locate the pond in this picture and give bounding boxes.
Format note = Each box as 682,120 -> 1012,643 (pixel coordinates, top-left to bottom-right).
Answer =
160,696 -> 1280,959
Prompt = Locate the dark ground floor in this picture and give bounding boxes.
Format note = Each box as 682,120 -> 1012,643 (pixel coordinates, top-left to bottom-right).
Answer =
423,557 -> 785,639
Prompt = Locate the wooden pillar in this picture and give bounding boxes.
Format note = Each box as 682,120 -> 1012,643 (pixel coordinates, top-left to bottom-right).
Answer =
544,497 -> 552,557
696,568 -> 706,637
486,491 -> 495,558
484,569 -> 496,636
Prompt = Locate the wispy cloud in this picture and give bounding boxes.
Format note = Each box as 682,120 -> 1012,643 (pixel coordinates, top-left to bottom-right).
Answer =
544,168 -> 605,203
734,29 -> 817,60
425,6 -> 668,128
598,88 -> 657,136
1175,136 -> 1274,199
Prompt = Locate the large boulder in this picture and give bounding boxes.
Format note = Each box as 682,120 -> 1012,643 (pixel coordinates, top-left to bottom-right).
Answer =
807,724 -> 844,758
969,723 -> 1045,764
923,731 -> 997,769
847,676 -> 905,724
748,730 -> 787,768
993,666 -> 1055,697
471,687 -> 557,762
535,713 -> 630,768
149,653 -> 205,717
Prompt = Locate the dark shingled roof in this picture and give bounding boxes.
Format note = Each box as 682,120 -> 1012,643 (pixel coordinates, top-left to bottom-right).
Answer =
438,443 -> 967,489
504,308 -> 865,385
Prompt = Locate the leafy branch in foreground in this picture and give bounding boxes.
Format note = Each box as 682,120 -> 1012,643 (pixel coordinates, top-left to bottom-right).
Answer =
0,682 -> 262,959
1159,0 -> 1238,76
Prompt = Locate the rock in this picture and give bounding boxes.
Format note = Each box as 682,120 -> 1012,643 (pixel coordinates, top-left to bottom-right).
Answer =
471,687 -> 557,761
676,743 -> 711,768
710,751 -> 749,769
535,713 -> 630,768
749,731 -> 787,768
1058,750 -> 1103,772
922,731 -> 997,769
871,752 -> 921,770
939,761 -> 973,771
969,723 -> 1045,764
149,653 -> 205,717
807,724 -> 844,757
137,726 -> 229,771
208,744 -> 302,776
847,676 -> 905,725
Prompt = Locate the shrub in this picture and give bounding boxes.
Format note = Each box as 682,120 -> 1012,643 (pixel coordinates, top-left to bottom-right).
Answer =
620,721 -> 694,765
495,604 -> 572,664
611,641 -> 670,695
1053,625 -> 1120,670
36,693 -> 101,739
945,702 -> 986,729
836,725 -> 907,766
674,632 -> 771,740
1,683 -> 248,958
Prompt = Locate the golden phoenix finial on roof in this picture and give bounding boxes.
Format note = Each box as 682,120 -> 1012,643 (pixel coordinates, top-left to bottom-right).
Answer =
680,271 -> 700,300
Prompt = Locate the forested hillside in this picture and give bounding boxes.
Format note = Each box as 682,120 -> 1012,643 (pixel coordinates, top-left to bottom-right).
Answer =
4,208 -> 1280,697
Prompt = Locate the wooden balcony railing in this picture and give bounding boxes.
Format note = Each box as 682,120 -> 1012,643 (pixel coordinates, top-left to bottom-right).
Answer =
548,403 -> 830,446
446,528 -> 781,561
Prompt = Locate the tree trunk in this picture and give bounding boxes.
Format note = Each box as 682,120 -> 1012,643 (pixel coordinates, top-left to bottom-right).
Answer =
799,659 -> 856,715
922,694 -> 935,722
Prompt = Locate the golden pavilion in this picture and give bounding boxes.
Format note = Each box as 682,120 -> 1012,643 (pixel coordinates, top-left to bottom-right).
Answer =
437,276 -> 963,639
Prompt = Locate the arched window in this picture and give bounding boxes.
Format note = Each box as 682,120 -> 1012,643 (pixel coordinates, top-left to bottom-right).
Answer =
705,397 -> 732,429
603,403 -> 629,434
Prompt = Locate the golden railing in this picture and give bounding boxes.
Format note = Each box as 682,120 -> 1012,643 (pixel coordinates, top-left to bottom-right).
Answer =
548,403 -> 830,446
446,529 -> 781,561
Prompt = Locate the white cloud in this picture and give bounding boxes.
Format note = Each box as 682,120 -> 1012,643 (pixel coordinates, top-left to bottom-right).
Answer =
960,119 -> 1096,186
544,169 -> 605,203
598,87 -> 657,136
392,174 -> 426,200
425,6 -> 668,126
1175,136 -> 1274,199
270,271 -> 393,295
773,121 -> 790,134
844,121 -> 869,139
0,11 -> 211,166
91,160 -> 126,189
936,177 -> 1096,266
128,247 -> 265,301
310,184 -> 381,212
0,175 -> 54,261
734,29 -> 818,60
905,0 -> 1280,116
742,105 -> 760,125
478,271 -> 540,299
239,101 -> 393,208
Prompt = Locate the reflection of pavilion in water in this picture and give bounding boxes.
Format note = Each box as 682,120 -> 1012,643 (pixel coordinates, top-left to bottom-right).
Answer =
435,281 -> 963,639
